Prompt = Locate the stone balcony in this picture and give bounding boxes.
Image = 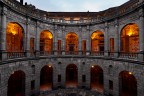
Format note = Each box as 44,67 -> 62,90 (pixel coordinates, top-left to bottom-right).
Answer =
0,51 -> 143,64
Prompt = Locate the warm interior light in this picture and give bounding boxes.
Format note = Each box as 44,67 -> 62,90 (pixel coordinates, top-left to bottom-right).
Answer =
49,65 -> 52,68
42,31 -> 53,39
11,30 -> 17,35
129,72 -> 132,75
127,27 -> 133,36
92,65 -> 94,68
7,23 -> 20,35
91,31 -> 103,40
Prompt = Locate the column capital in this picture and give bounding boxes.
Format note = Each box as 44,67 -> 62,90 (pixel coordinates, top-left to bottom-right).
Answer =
139,9 -> 144,18
1,10 -> 7,16
1,7 -> 7,15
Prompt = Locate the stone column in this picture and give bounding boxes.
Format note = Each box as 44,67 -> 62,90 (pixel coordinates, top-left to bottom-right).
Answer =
1,73 -> 8,96
85,61 -> 91,89
77,60 -> 82,88
62,26 -> 65,55
78,26 -> 82,55
54,25 -> 58,55
114,19 -> 119,57
113,77 -> 119,96
61,63 -> 66,88
104,22 -> 109,56
0,7 -> 7,60
138,9 -> 144,61
25,18 -> 30,57
25,75 -> 31,96
52,65 -> 58,89
35,21 -> 40,56
86,25 -> 90,55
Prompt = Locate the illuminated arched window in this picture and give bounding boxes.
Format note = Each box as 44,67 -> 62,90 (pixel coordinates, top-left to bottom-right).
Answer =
6,22 -> 24,52
121,23 -> 139,52
66,32 -> 78,54
91,31 -> 104,52
40,30 -> 53,53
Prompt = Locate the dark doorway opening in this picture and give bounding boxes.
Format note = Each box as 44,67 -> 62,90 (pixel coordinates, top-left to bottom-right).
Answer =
8,70 -> 25,96
40,65 -> 53,91
66,64 -> 78,88
91,65 -> 104,93
119,71 -> 137,96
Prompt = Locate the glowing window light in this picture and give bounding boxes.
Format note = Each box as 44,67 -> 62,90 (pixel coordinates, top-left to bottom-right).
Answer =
49,65 -> 52,68
129,72 -> 132,75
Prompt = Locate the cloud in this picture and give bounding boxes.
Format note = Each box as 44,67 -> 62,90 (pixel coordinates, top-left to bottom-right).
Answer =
19,0 -> 129,12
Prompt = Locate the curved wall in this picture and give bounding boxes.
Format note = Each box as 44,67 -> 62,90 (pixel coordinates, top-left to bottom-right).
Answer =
0,0 -> 144,96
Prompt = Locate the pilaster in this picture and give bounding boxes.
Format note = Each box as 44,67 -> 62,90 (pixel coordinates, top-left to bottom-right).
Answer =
54,25 -> 58,55
138,9 -> 144,61
62,26 -> 65,55
78,26 -> 82,55
86,25 -> 90,55
35,21 -> 40,56
0,7 -> 7,60
25,18 -> 30,57
104,22 -> 109,57
114,19 -> 119,57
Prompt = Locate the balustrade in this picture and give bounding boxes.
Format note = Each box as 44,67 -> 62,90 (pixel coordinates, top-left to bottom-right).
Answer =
119,52 -> 138,59
6,52 -> 26,59
0,51 -> 142,62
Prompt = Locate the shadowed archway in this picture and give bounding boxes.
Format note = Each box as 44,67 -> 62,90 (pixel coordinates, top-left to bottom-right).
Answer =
66,64 -> 78,88
91,65 -> 104,93
40,65 -> 53,91
119,71 -> 137,96
8,70 -> 25,96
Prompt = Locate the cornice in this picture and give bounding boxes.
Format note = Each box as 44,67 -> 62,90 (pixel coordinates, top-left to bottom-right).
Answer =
1,0 -> 143,26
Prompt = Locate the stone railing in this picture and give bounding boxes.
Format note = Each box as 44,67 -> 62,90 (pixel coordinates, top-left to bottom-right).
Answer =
6,51 -> 26,59
119,52 -> 139,60
1,51 -> 141,62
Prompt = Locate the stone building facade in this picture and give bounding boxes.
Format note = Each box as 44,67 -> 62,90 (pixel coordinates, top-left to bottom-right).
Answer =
0,0 -> 144,96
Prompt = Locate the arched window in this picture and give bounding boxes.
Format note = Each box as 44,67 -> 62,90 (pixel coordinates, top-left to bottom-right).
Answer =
121,23 -> 139,52
40,30 -> 53,54
6,22 -> 24,52
91,31 -> 104,53
66,32 -> 78,54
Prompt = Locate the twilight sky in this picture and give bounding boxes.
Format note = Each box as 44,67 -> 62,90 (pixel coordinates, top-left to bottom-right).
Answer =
18,0 -> 129,12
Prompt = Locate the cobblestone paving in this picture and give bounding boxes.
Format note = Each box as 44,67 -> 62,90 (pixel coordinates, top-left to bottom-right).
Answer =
39,89 -> 105,96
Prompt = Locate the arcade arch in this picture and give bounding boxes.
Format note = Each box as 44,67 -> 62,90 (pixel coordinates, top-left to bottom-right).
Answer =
66,32 -> 78,54
6,22 -> 24,52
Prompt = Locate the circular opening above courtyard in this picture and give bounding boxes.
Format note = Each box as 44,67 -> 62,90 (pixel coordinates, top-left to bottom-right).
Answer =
17,0 -> 129,12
